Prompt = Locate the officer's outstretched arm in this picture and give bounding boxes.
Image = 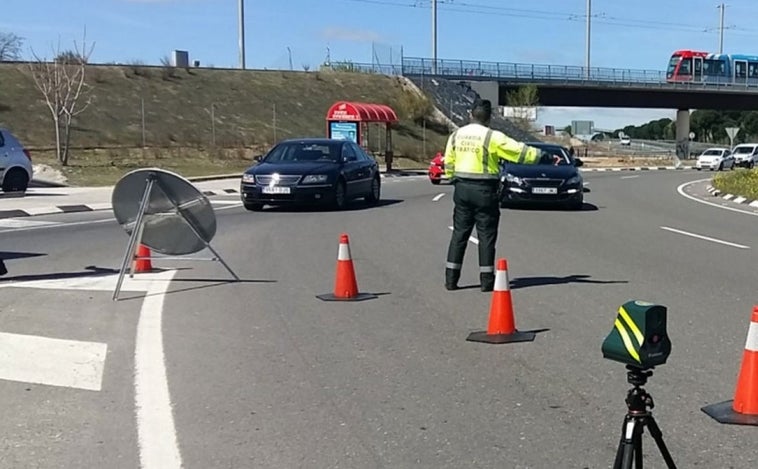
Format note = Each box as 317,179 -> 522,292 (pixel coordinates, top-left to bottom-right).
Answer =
443,132 -> 457,178
490,132 -> 541,165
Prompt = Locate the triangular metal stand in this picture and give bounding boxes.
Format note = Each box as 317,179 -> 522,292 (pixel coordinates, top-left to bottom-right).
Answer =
112,172 -> 239,301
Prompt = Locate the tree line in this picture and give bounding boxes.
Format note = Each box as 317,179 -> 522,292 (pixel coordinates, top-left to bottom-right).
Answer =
613,110 -> 758,145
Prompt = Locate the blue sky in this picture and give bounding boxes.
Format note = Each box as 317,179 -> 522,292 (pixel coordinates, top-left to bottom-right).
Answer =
6,0 -> 758,130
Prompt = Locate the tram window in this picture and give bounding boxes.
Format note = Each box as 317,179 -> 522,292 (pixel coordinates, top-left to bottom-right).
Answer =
750,62 -> 758,78
736,62 -> 747,78
678,59 -> 692,76
704,59 -> 726,76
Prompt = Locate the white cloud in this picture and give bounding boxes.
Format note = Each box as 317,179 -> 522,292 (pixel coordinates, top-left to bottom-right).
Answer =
536,107 -> 674,131
320,27 -> 382,43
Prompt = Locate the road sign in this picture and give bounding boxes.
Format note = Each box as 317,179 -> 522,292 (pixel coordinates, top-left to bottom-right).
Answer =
726,127 -> 740,148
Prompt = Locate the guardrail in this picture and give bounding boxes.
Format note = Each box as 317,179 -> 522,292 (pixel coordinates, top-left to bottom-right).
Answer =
398,57 -> 758,91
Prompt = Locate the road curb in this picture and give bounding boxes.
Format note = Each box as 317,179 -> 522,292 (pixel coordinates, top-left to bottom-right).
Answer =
581,165 -> 695,172
0,189 -> 241,220
706,185 -> 758,207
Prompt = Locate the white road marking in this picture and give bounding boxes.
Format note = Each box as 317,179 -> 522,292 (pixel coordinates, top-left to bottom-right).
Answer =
0,332 -> 107,391
135,269 -> 182,469
677,179 -> 758,217
620,175 -> 639,179
660,226 -> 750,249
0,219 -> 59,229
447,225 -> 479,245
210,200 -> 242,205
0,273 -> 153,292
433,193 -> 446,201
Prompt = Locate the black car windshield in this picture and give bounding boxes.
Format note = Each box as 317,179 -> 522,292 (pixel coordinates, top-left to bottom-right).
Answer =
264,142 -> 341,163
534,146 -> 573,166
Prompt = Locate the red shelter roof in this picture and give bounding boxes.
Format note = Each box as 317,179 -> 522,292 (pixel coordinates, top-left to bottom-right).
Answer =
326,101 -> 398,123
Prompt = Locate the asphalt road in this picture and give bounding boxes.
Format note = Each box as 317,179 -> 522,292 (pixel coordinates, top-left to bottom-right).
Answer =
2,171 -> 758,468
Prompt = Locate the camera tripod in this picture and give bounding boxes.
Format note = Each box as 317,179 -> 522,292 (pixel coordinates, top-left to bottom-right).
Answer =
612,366 -> 677,469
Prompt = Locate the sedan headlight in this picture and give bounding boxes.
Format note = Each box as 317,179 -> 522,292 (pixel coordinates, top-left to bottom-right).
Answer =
565,175 -> 582,185
241,173 -> 255,184
301,174 -> 328,184
505,173 -> 523,185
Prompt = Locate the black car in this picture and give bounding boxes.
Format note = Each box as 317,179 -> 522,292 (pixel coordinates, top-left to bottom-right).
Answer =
499,142 -> 585,210
240,138 -> 381,211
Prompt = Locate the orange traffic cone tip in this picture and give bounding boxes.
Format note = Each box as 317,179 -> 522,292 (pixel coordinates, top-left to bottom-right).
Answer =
133,244 -> 153,273
701,305 -> 758,426
316,233 -> 377,302
466,258 -> 536,344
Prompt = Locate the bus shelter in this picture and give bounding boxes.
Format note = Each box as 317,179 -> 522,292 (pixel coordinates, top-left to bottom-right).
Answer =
326,101 -> 399,171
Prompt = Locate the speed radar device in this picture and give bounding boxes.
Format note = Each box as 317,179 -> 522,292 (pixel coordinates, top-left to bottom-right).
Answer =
602,300 -> 671,370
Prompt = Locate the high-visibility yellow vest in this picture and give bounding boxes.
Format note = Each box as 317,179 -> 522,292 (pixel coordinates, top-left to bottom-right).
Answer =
443,123 -> 541,179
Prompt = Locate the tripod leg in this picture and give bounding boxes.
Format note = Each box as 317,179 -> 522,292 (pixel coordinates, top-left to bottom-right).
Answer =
645,415 -> 677,469
633,426 -> 643,469
613,416 -> 637,469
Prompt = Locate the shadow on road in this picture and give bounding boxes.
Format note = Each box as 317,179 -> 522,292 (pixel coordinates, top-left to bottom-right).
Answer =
510,274 -> 628,290
504,202 -> 599,212
261,199 -> 403,213
0,264 -> 116,282
0,251 -> 48,261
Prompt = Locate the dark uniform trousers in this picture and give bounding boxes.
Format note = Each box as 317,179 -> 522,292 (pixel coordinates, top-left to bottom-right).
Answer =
445,178 -> 500,290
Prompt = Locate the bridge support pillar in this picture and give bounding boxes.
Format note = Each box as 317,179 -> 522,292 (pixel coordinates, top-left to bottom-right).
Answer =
675,109 -> 691,160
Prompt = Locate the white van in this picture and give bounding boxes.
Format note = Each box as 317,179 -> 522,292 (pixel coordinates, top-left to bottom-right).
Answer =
731,143 -> 758,169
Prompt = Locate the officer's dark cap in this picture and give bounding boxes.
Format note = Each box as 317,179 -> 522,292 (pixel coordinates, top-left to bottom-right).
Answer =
472,99 -> 492,114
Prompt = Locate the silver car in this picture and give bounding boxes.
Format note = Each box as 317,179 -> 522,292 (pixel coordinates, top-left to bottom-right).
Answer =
0,128 -> 33,193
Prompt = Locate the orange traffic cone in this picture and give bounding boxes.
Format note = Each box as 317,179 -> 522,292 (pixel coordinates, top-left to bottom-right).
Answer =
133,244 -> 154,274
317,233 -> 377,302
467,258 -> 536,344
702,305 -> 758,426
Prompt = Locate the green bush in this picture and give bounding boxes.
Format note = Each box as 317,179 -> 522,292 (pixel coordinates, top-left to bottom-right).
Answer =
712,169 -> 758,199
395,91 -> 433,123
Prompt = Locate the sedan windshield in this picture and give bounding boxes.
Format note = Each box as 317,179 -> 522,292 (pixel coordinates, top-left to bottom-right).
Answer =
535,147 -> 572,165
264,142 -> 342,163
702,150 -> 722,156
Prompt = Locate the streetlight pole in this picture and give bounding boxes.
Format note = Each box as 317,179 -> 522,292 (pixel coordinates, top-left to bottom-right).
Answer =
432,0 -> 437,74
718,3 -> 725,54
585,0 -> 591,79
238,0 -> 246,69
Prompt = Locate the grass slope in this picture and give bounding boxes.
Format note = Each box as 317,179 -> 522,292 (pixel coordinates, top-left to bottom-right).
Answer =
0,63 -> 448,185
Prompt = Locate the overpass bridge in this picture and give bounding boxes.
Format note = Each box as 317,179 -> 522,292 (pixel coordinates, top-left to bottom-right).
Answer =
355,57 -> 758,158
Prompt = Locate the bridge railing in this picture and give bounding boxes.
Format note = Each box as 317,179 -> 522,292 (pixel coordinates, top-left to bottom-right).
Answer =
400,57 -> 668,84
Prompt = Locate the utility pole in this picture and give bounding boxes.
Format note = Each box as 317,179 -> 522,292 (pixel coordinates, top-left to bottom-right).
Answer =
238,0 -> 246,69
718,3 -> 725,54
585,0 -> 591,79
432,0 -> 437,74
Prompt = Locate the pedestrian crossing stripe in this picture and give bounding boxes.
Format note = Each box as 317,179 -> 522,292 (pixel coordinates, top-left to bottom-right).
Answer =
0,219 -> 60,229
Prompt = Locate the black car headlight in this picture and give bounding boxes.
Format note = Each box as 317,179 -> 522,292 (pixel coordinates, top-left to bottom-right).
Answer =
301,174 -> 328,184
241,173 -> 255,184
504,173 -> 523,185
565,175 -> 582,186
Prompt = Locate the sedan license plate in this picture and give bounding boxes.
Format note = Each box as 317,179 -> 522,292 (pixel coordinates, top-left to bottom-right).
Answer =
262,186 -> 291,194
532,187 -> 557,195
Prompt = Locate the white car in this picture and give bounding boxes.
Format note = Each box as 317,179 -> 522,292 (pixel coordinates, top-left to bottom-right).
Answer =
0,128 -> 33,193
731,143 -> 758,169
695,147 -> 735,171
620,136 -> 631,146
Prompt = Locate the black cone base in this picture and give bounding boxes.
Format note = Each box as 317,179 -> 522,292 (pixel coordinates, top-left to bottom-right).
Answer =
316,292 -> 378,302
701,400 -> 758,426
0,259 -> 7,276
466,329 -> 536,344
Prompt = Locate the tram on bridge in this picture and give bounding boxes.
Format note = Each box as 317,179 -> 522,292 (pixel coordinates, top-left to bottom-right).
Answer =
666,49 -> 758,85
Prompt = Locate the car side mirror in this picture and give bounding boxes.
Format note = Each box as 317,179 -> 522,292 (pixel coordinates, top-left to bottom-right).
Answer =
253,154 -> 263,162
574,158 -> 584,167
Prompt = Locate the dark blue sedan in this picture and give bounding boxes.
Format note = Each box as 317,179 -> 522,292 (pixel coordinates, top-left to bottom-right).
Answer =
240,138 -> 381,211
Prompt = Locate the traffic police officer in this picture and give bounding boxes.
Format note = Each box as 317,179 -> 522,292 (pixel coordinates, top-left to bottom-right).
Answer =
444,99 -> 550,292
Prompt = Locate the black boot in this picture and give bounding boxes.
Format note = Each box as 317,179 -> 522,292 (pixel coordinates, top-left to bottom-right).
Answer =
480,273 -> 495,292
445,268 -> 460,291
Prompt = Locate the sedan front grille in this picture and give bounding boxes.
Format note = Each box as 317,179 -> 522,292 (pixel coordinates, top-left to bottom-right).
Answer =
255,175 -> 302,186
523,178 -> 565,187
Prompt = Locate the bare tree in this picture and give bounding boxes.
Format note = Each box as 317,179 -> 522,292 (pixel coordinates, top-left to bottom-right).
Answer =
28,31 -> 95,166
0,32 -> 23,61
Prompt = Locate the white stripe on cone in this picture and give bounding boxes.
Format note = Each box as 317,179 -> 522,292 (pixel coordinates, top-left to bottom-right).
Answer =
338,242 -> 351,261
745,322 -> 758,352
494,266 -> 509,291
